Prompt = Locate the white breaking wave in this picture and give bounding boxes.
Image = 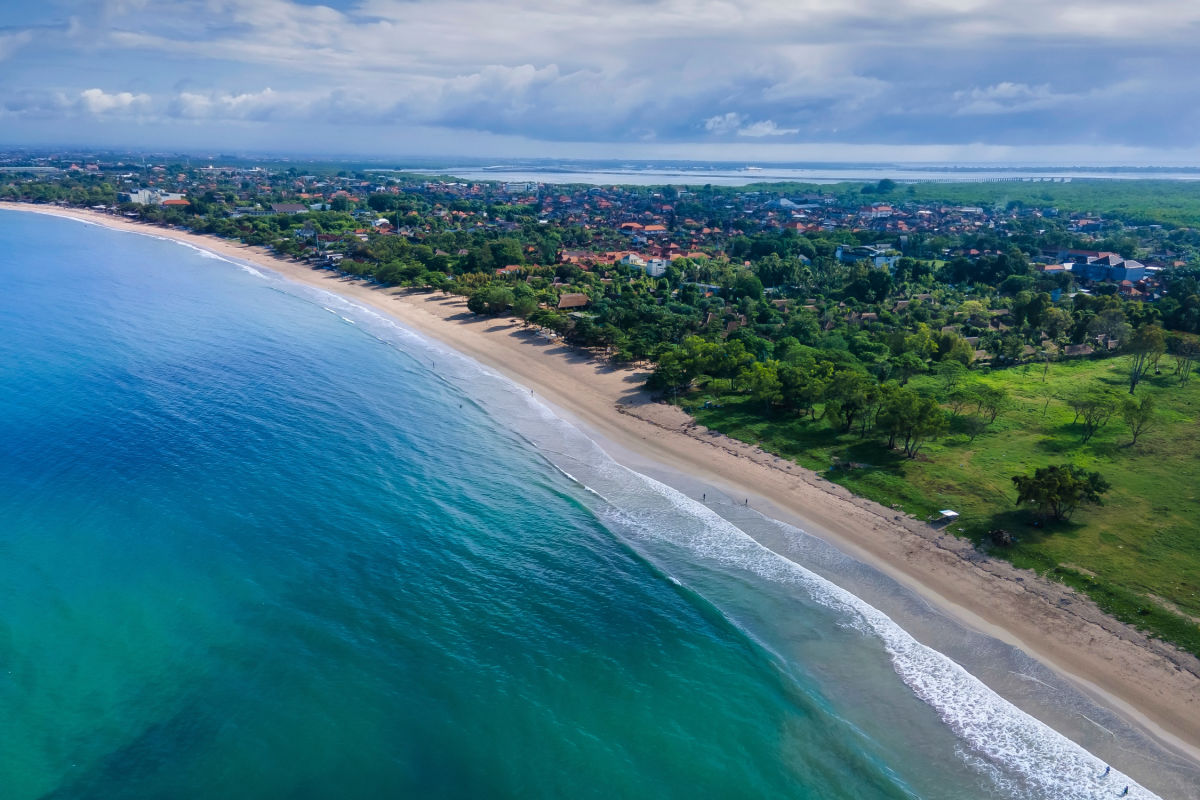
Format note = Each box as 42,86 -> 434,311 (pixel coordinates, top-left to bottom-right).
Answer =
585,473 -> 1157,800
26,210 -> 271,279
166,240 -> 267,278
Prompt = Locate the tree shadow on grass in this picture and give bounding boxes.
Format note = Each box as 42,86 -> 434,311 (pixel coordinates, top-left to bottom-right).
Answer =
837,438 -> 911,470
1034,426 -> 1128,458
1035,433 -> 1083,454
1085,439 -> 1126,458
980,507 -> 1086,551
1095,369 -> 1128,391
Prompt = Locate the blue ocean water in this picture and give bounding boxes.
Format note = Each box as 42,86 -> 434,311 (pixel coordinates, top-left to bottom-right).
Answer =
0,212 -> 1182,799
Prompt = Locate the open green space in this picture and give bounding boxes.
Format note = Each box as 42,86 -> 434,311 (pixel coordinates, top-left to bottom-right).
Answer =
733,178 -> 1200,228
685,356 -> 1200,656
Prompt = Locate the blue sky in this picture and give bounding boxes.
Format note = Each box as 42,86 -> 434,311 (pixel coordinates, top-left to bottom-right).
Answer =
1,0 -> 1198,162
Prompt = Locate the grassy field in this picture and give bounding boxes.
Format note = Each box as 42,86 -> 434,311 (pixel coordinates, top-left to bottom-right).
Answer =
732,178 -> 1200,227
685,357 -> 1200,656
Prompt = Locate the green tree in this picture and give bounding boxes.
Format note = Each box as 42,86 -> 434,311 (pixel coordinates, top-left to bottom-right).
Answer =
1169,335 -> 1200,386
1065,386 -> 1119,443
466,286 -> 514,315
934,360 -> 967,392
890,351 -> 927,385
512,295 -> 538,324
731,272 -> 764,300
904,397 -> 948,458
1122,394 -> 1156,445
975,385 -> 1009,423
878,387 -> 947,457
1126,324 -> 1166,394
489,238 -> 525,266
962,414 -> 987,443
367,193 -> 396,212
947,384 -> 979,417
1012,464 -> 1110,522
777,361 -> 831,418
822,370 -> 876,433
737,361 -> 783,411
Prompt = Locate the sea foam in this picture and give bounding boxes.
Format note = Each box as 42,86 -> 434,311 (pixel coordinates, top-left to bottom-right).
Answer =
589,475 -> 1157,800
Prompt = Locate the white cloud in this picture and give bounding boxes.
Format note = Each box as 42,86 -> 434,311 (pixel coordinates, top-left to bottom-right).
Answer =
704,113 -> 745,134
952,80 -> 1148,117
705,115 -> 798,138
78,88 -> 150,114
954,82 -> 1063,115
5,0 -> 1200,151
170,88 -> 290,120
0,31 -> 33,62
738,120 -> 800,137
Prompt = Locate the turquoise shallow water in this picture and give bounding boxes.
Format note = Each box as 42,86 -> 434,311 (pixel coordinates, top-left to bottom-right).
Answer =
0,212 -> 1180,799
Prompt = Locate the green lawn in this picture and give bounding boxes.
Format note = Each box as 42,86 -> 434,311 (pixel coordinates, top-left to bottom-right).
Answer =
685,357 -> 1200,656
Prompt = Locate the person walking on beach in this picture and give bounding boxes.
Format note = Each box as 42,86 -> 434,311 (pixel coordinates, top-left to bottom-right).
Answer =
1119,787 -> 1129,797
1102,766 -> 1110,778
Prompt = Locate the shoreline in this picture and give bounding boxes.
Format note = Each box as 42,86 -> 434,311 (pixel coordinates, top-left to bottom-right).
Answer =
6,202 -> 1199,769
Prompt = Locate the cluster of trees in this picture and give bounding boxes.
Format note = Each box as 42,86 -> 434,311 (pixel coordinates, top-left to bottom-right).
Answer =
1159,269 -> 1200,333
0,176 -> 116,206
1013,464 -> 1110,522
1064,386 -> 1158,444
648,336 -> 1005,458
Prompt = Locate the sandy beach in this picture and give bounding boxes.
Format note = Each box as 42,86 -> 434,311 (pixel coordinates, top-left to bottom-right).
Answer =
6,202 -> 1199,770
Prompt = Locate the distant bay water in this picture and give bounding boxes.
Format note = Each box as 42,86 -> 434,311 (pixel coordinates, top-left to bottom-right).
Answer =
0,211 -> 1191,799
395,162 -> 1200,186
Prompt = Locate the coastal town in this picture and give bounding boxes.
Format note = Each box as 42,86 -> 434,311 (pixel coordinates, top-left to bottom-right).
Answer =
3,153 -> 1198,367
1,152 -> 1192,312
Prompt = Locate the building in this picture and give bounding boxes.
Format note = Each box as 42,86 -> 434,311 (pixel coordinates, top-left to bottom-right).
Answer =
644,258 -> 668,277
122,188 -> 187,205
557,293 -> 590,310
617,252 -> 667,277
835,244 -> 899,271
1074,253 -> 1146,283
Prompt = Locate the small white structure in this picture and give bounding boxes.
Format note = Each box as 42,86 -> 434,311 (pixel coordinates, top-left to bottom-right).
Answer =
620,252 -> 667,278
934,509 -> 959,524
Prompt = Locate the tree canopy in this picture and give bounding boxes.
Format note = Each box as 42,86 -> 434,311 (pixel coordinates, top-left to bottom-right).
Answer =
1012,464 -> 1110,522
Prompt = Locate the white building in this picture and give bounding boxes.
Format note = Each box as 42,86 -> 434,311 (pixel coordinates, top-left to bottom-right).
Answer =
123,188 -> 186,206
620,253 -> 667,278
